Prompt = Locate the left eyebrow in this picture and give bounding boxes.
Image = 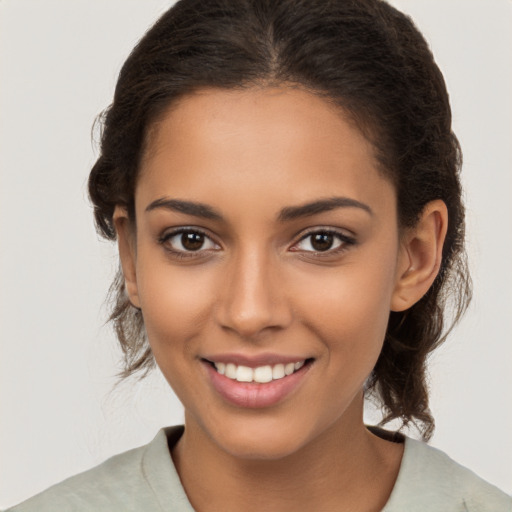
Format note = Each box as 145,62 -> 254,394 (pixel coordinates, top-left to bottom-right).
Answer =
277,197 -> 373,222
145,198 -> 223,220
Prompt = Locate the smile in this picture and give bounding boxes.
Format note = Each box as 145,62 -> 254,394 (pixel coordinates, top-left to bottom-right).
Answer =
213,361 -> 306,383
203,358 -> 314,408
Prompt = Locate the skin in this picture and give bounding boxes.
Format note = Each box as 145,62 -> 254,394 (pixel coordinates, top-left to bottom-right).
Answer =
115,87 -> 447,511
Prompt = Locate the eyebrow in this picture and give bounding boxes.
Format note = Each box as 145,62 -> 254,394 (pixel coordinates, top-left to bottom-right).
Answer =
145,196 -> 373,221
277,197 -> 373,221
145,198 -> 223,220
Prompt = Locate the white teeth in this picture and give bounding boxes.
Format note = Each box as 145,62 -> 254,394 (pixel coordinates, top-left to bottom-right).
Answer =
254,365 -> 273,383
236,365 -> 253,382
284,363 -> 295,376
225,363 -> 237,379
272,364 -> 285,380
214,360 -> 307,382
215,362 -> 226,375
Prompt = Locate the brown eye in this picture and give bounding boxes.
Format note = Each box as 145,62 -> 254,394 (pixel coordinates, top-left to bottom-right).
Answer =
181,232 -> 205,251
310,233 -> 334,251
292,229 -> 355,255
160,229 -> 219,254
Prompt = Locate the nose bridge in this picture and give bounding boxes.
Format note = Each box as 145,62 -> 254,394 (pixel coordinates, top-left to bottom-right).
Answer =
217,243 -> 289,338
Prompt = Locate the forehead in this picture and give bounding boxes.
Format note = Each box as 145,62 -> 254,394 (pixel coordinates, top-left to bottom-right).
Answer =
137,86 -> 395,218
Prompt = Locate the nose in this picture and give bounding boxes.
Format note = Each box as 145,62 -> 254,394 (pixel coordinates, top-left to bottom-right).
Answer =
215,247 -> 292,339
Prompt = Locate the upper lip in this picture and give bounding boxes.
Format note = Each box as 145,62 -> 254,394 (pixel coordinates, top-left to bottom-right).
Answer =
202,353 -> 312,368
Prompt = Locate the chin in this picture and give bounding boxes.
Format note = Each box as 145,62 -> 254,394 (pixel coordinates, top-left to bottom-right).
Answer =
204,413 -> 322,461
220,434 -> 306,461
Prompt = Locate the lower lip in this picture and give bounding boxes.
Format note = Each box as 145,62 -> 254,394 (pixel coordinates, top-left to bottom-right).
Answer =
204,361 -> 312,409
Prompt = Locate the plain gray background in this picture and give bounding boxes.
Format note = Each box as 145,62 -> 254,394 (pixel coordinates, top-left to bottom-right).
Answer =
1,0 -> 511,507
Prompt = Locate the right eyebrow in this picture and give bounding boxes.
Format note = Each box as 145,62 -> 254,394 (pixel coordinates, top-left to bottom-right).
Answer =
145,198 -> 224,221
277,196 -> 373,222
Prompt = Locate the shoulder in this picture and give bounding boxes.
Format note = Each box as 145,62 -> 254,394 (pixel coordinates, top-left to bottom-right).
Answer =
5,427 -> 190,512
5,444 -> 154,512
384,437 -> 512,512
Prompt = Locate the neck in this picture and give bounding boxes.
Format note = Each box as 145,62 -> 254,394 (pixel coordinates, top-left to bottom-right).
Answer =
172,395 -> 403,512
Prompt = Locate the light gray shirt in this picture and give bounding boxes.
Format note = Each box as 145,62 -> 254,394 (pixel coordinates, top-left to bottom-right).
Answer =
6,426 -> 511,511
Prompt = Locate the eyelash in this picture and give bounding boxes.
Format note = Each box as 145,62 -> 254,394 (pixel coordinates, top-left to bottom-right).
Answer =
157,227 -> 356,259
291,229 -> 356,256
158,227 -> 219,260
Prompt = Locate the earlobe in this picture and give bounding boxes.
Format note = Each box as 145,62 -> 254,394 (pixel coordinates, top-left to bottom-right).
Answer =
391,200 -> 448,312
113,206 -> 141,309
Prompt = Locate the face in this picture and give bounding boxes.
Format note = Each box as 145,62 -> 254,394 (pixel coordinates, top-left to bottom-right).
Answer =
120,87 -> 410,459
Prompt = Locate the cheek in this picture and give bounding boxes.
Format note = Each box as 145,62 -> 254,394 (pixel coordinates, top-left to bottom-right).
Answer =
294,264 -> 395,404
289,251 -> 398,357
135,252 -> 217,358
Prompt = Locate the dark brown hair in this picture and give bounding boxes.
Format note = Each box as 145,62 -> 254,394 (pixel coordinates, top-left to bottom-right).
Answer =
88,0 -> 471,439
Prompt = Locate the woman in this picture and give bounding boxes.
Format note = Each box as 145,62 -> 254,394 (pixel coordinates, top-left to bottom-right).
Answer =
5,0 -> 511,510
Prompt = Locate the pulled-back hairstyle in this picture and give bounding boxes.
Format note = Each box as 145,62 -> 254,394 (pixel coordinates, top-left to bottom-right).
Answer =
88,0 -> 471,439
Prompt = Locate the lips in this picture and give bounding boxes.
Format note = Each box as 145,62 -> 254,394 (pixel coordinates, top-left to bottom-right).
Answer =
202,356 -> 314,408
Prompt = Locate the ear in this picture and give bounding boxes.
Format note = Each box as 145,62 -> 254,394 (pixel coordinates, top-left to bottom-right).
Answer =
113,205 -> 141,309
391,200 -> 448,312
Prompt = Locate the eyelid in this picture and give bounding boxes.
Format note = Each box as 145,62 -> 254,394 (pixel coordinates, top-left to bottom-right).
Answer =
290,227 -> 356,253
158,226 -> 221,255
157,225 -> 355,257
